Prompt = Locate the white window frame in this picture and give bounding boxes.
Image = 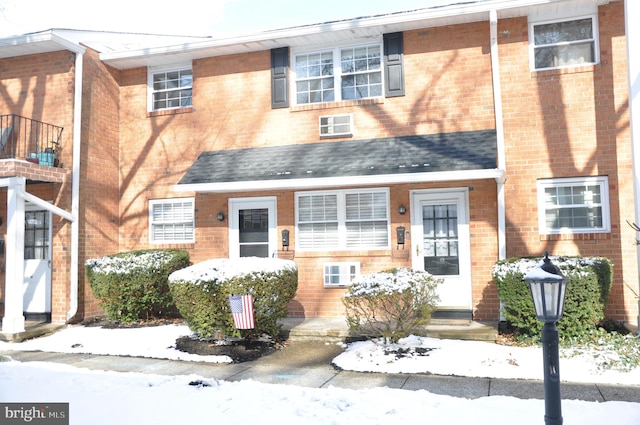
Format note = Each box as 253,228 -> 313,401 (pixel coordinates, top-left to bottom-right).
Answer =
537,176 -> 610,235
529,15 -> 599,71
149,197 -> 195,244
295,188 -> 390,251
323,262 -> 360,287
291,39 -> 383,106
147,63 -> 193,112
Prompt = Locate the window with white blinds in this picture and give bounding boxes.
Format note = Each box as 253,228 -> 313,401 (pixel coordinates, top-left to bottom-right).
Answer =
296,189 -> 389,250
149,198 -> 195,243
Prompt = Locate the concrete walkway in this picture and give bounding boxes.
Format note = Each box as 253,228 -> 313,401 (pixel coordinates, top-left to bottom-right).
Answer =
2,341 -> 639,403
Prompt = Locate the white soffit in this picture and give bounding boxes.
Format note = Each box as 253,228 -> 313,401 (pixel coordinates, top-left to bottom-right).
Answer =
100,0 -> 612,70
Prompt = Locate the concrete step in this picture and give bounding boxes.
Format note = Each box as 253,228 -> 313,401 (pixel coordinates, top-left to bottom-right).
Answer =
280,317 -> 499,343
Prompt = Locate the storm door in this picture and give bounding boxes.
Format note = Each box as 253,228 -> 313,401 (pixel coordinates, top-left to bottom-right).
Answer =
411,189 -> 471,312
229,197 -> 277,258
23,206 -> 52,316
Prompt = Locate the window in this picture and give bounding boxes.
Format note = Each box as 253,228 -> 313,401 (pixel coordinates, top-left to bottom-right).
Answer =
149,198 -> 195,243
148,64 -> 193,111
324,262 -> 360,287
293,42 -> 382,105
296,189 -> 389,250
530,16 -> 598,70
537,177 -> 610,234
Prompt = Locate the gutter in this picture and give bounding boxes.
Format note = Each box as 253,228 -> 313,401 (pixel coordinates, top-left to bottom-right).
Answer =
625,0 -> 640,334
490,9 -> 508,261
174,168 -> 506,194
66,42 -> 84,322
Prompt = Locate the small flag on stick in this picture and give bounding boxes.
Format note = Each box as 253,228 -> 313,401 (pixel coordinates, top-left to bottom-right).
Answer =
229,294 -> 255,329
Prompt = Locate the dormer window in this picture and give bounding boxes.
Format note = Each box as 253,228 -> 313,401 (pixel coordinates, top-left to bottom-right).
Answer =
148,64 -> 193,112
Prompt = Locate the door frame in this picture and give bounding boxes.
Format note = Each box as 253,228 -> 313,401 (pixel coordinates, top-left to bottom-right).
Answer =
410,188 -> 472,311
23,202 -> 53,316
228,196 -> 278,259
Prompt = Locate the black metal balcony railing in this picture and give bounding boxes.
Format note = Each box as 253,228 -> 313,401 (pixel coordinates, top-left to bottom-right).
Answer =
0,114 -> 63,167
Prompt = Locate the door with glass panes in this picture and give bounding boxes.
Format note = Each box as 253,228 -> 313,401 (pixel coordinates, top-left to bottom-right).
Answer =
23,205 -> 52,315
411,190 -> 472,312
229,197 -> 277,258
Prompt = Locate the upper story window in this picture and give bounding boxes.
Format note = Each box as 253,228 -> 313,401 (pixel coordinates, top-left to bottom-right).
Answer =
148,64 -> 193,111
296,188 -> 389,250
293,42 -> 382,105
530,16 -> 598,71
149,198 -> 195,243
537,176 -> 610,235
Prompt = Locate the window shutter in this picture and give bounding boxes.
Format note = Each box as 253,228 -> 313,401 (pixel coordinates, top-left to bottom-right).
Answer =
271,47 -> 289,108
383,32 -> 405,97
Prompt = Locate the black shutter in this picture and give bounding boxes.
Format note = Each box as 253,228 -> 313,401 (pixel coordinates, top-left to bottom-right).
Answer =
271,47 -> 289,108
383,32 -> 405,98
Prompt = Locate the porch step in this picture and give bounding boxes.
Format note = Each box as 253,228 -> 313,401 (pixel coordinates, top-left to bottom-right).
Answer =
0,322 -> 65,342
280,317 -> 499,343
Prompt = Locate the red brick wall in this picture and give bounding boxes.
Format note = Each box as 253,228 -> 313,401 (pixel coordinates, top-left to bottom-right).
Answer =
499,2 -> 635,322
0,50 -> 76,323
76,48 -> 121,320
115,20 -> 500,318
112,2 -> 633,322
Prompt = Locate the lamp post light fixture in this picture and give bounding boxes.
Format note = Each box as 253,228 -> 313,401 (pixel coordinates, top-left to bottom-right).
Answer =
524,252 -> 569,425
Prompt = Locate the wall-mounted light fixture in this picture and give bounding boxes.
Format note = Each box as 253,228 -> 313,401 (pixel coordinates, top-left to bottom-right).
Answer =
398,205 -> 406,215
217,212 -> 225,221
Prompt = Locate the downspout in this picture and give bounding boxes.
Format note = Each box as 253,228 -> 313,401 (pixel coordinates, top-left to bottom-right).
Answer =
625,0 -> 640,333
67,48 -> 83,321
490,9 -> 507,261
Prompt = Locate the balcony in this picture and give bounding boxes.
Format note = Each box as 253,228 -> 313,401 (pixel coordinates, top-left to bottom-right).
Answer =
0,114 -> 62,167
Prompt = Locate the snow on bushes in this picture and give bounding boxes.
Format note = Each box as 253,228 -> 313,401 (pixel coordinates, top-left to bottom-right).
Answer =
343,267 -> 441,344
168,257 -> 298,339
492,256 -> 613,340
85,249 -> 190,323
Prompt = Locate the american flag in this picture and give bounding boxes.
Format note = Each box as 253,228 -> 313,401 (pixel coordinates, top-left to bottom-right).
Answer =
228,295 -> 255,329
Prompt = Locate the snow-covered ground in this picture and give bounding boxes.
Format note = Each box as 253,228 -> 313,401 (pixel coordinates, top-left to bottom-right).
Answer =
1,324 -> 639,425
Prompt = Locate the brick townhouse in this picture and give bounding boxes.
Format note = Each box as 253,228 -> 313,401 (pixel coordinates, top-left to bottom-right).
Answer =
0,0 -> 638,338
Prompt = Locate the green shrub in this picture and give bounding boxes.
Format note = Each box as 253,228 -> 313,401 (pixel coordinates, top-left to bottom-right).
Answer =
168,258 -> 298,339
493,256 -> 613,341
85,249 -> 190,323
343,267 -> 441,344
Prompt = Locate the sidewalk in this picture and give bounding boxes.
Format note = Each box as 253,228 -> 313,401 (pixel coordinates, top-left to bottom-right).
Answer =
2,340 -> 638,403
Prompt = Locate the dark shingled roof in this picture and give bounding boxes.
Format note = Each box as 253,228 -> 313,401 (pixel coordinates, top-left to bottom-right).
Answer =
178,130 -> 497,185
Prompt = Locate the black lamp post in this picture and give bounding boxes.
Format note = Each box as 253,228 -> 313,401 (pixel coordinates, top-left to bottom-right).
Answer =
524,252 -> 569,425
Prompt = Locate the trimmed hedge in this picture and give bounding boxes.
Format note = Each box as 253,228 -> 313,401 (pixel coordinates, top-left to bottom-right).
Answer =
343,267 -> 441,344
493,256 -> 613,340
85,249 -> 190,323
168,258 -> 298,339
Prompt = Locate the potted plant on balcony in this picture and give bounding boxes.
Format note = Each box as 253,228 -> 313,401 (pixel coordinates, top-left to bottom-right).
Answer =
37,146 -> 56,167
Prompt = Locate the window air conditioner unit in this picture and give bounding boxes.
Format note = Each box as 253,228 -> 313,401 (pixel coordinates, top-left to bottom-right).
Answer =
323,262 -> 360,287
319,114 -> 353,137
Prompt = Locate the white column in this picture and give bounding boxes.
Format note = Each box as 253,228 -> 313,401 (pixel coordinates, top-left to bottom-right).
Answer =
2,177 -> 26,333
626,0 -> 640,331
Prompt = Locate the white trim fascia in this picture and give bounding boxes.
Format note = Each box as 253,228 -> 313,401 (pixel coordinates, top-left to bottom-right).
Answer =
0,31 -> 85,54
100,0 -> 604,67
174,168 -> 505,193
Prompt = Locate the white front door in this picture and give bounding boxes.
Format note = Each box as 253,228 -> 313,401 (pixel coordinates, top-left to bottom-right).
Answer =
229,197 -> 278,258
411,189 -> 472,311
23,206 -> 52,314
